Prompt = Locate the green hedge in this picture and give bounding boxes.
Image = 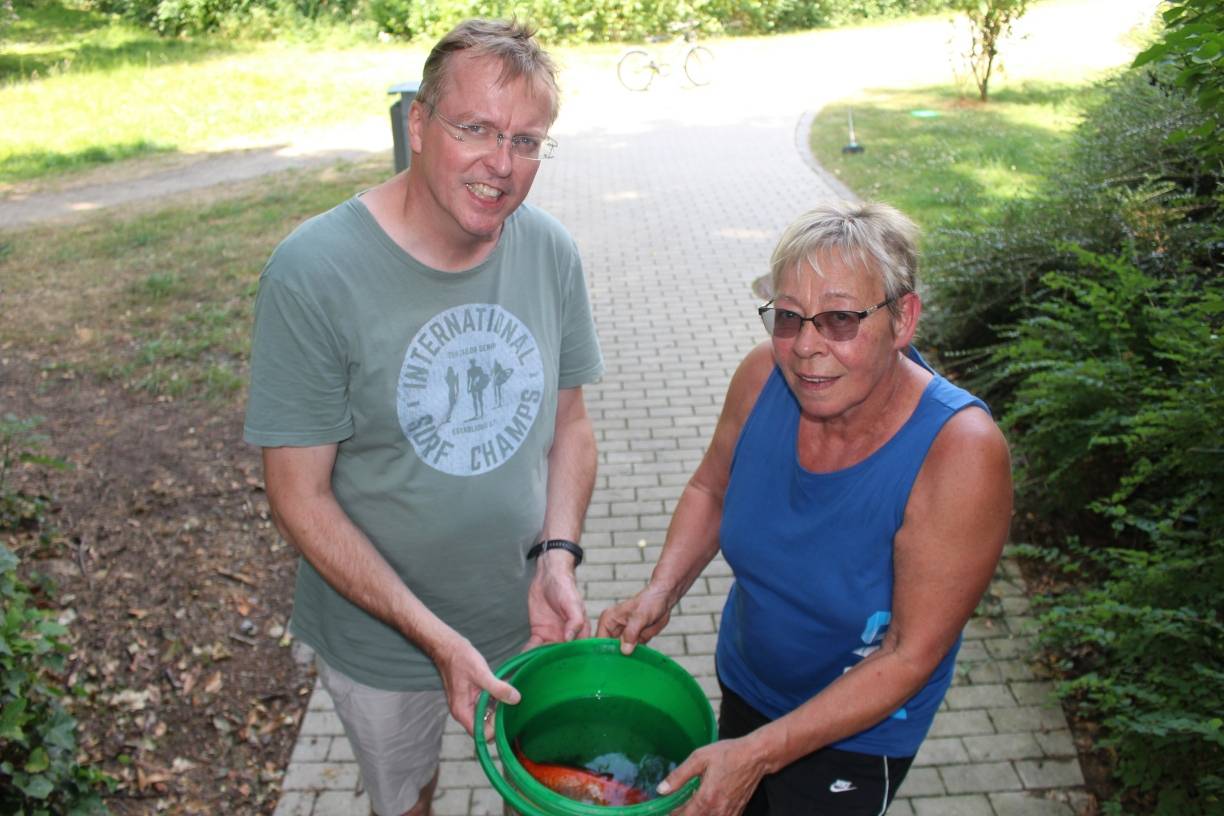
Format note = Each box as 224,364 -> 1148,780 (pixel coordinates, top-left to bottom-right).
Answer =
368,0 -> 956,43
1,418 -> 112,815
85,0 -> 957,40
920,6 -> 1222,810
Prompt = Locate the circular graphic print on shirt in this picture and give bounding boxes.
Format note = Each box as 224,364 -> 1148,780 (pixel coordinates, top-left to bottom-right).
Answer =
396,304 -> 544,476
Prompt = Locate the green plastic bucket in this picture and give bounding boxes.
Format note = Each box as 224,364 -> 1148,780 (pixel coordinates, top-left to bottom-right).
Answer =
474,638 -> 717,816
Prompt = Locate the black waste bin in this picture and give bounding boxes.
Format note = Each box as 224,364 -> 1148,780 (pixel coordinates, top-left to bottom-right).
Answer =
388,80 -> 421,173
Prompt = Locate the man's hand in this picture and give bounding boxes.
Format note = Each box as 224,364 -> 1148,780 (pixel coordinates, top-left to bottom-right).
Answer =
524,549 -> 589,649
661,737 -> 767,816
429,631 -> 520,737
596,582 -> 674,655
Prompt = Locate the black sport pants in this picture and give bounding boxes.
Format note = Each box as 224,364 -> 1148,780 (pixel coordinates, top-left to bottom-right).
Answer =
717,678 -> 914,816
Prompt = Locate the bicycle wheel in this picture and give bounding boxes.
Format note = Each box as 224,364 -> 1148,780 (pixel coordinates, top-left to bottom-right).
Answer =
617,49 -> 657,92
684,45 -> 715,87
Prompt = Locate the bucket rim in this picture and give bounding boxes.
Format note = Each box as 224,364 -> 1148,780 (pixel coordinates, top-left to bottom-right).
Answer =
473,638 -> 715,816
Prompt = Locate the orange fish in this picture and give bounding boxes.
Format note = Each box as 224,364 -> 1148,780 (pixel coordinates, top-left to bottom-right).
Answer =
513,742 -> 651,805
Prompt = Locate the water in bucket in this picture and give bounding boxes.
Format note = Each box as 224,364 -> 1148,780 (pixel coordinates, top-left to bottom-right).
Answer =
515,695 -> 685,803
476,639 -> 717,816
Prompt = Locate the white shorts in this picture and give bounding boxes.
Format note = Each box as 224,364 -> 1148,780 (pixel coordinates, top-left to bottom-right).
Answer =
316,657 -> 450,816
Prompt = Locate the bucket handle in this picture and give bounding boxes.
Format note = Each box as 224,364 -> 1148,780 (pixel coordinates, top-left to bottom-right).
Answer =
473,644 -> 566,816
474,640 -> 704,815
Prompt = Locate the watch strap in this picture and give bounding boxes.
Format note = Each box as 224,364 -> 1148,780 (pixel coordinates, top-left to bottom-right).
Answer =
526,538 -> 583,566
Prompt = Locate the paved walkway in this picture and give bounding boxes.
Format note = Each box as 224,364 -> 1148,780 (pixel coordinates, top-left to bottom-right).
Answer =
16,3 -> 1138,813
262,1 -> 1167,809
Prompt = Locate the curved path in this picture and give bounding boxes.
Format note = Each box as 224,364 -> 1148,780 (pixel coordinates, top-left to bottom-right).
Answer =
5,2 -> 1154,813
271,1 -> 1161,811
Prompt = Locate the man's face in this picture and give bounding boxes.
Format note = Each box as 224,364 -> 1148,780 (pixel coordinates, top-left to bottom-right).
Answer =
410,53 -> 554,252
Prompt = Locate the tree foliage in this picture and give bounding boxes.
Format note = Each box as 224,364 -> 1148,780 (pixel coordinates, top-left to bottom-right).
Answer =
1,417 -> 112,815
921,7 -> 1222,811
954,0 -> 1030,101
83,0 -> 959,40
1133,0 -> 1224,165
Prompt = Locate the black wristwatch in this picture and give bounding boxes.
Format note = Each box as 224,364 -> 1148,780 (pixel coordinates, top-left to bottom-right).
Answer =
526,538 -> 584,567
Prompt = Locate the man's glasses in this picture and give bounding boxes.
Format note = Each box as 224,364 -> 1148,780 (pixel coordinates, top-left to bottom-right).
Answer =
758,297 -> 896,342
430,105 -> 557,161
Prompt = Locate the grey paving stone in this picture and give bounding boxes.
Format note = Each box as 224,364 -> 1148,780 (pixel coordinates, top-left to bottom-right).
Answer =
438,757 -> 493,788
927,709 -> 997,738
1015,758 -> 1086,789
313,790 -> 369,816
281,761 -> 360,792
964,618 -> 1008,640
685,633 -> 719,653
941,761 -> 1024,794
297,711 -> 345,737
289,735 -> 331,764
271,790 -> 314,816
266,17 -> 1130,813
307,685 -> 333,710
990,705 -> 1070,734
985,637 -> 1035,660
431,787 -> 471,815
1002,596 -> 1032,616
471,786 -> 507,814
910,794 -> 995,815
958,640 -> 991,662
964,661 -> 1005,684
1010,681 -> 1059,707
945,683 -> 1017,710
326,738 -> 356,762
660,613 -> 716,633
1034,730 -> 1077,758
886,798 -> 917,815
895,766 -> 946,797
440,732 -> 474,760
679,594 -> 728,614
914,737 -> 970,766
990,791 -> 1079,815
962,733 -> 1045,762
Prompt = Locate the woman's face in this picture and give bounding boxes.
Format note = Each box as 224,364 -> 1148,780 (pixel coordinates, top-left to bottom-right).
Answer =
769,254 -> 916,422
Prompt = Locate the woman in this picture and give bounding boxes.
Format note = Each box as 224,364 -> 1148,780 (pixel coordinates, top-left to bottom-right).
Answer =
597,201 -> 1013,816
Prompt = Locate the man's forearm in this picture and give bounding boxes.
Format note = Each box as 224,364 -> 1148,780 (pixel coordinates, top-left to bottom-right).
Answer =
265,452 -> 460,661
540,390 -> 597,543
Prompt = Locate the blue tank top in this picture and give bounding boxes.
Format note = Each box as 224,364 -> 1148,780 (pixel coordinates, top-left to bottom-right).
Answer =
715,362 -> 989,756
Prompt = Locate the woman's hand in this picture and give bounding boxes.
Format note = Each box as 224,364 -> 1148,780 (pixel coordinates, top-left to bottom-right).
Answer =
596,582 -> 675,654
661,737 -> 767,816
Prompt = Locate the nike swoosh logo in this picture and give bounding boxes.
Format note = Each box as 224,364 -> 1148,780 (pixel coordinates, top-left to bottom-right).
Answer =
829,779 -> 858,793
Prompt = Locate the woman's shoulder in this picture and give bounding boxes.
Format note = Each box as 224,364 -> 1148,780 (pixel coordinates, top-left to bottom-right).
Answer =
722,342 -> 777,425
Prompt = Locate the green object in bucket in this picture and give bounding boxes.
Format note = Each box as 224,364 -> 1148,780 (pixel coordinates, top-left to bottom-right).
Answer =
475,638 -> 717,816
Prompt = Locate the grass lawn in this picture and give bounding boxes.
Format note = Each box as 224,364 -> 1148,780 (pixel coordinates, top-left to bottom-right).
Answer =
0,158 -> 386,399
808,80 -> 1103,235
1,2 -> 424,185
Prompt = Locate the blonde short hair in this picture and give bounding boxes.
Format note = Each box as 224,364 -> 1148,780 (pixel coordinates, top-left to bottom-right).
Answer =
770,201 -> 919,313
416,18 -> 560,125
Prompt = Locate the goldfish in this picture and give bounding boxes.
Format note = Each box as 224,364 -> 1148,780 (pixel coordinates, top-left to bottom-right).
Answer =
513,741 -> 651,805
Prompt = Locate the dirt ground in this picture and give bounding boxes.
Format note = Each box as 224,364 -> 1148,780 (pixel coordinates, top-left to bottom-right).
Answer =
2,353 -> 311,815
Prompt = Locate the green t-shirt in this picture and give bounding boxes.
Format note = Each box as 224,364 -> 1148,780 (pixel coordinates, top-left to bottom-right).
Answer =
243,197 -> 603,690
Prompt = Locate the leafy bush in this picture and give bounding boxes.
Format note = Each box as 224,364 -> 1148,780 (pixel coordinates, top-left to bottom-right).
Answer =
1,417 -> 111,815
89,0 -> 361,36
1,545 -> 114,815
364,0 -> 958,44
1133,0 -> 1223,164
914,5 -> 1223,808
922,64 -> 1217,398
995,247 -> 1223,814
953,0 -> 1030,101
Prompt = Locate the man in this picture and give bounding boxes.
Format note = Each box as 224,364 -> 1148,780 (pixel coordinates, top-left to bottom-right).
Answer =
243,18 -> 603,816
